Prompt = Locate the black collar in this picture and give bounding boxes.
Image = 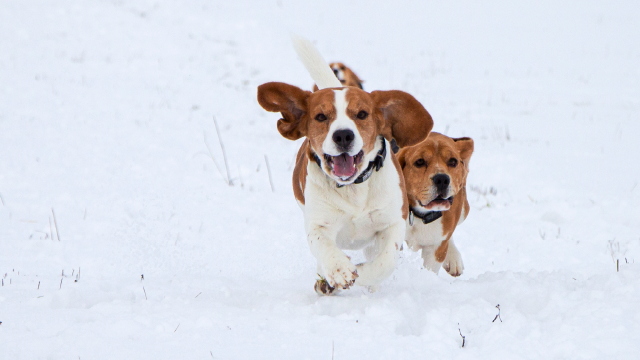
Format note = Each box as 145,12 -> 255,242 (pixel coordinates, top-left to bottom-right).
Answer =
313,137 -> 387,188
409,208 -> 442,225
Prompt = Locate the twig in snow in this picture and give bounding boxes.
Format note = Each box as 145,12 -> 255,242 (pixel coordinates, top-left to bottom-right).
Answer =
174,323 -> 180,332
264,155 -> 274,192
212,116 -> 232,186
203,132 -> 228,184
210,351 -> 214,358
332,340 -> 334,360
143,286 -> 148,300
458,323 -> 466,348
59,278 -> 63,289
195,292 -> 202,298
617,259 -> 619,272
51,208 -> 60,241
38,281 -> 40,289
0,192 -> 4,206
538,229 -> 546,240
141,274 -> 144,281
630,181 -> 637,193
492,304 -> 502,323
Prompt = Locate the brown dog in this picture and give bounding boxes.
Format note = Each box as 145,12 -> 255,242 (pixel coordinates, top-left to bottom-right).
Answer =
397,132 -> 474,276
313,62 -> 364,91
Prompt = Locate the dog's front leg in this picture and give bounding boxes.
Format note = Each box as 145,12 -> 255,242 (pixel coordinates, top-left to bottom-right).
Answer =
355,221 -> 404,287
307,224 -> 358,292
443,238 -> 464,277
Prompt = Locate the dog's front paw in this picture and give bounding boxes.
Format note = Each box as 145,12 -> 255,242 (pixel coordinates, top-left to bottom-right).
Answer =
443,246 -> 464,277
319,254 -> 358,291
314,277 -> 339,296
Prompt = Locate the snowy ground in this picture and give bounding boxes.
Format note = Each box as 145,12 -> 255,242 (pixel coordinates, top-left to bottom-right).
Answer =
1,0 -> 639,358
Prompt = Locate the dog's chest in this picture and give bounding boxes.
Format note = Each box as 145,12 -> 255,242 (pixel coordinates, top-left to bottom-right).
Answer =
304,155 -> 404,248
405,217 -> 447,249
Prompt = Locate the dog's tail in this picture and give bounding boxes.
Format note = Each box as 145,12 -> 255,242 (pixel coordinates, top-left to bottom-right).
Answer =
290,34 -> 342,90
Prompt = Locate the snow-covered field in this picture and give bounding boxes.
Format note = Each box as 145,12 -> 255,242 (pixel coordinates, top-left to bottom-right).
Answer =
1,0 -> 639,358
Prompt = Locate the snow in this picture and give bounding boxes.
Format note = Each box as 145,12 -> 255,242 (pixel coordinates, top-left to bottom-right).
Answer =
1,0 -> 639,358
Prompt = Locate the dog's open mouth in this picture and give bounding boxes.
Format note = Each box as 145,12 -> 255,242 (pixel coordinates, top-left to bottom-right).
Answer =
324,151 -> 364,180
420,196 -> 454,211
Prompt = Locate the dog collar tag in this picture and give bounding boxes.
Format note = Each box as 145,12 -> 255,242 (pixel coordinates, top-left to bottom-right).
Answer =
409,211 -> 414,226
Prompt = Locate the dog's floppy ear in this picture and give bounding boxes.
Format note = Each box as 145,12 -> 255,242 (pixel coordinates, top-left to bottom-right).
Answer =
371,90 -> 433,148
453,137 -> 474,168
396,147 -> 408,169
257,82 -> 312,140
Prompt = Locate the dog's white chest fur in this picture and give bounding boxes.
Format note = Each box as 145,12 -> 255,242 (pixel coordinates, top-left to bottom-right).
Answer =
303,141 -> 405,250
405,217 -> 446,250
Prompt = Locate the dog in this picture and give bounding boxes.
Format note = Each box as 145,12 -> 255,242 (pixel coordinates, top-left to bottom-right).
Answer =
397,132 -> 474,276
257,36 -> 433,294
313,62 -> 364,91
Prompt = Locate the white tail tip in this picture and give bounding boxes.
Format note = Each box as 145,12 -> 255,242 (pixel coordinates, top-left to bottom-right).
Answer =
290,34 -> 342,90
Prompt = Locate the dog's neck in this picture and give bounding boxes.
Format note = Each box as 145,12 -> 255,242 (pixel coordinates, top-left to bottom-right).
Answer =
409,208 -> 442,225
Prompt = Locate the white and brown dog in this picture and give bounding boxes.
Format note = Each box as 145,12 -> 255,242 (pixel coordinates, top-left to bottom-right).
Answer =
397,133 -> 474,276
313,62 -> 364,91
257,37 -> 433,294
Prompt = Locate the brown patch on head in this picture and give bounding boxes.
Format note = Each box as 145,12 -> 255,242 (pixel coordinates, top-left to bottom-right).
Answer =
305,88 -> 338,154
344,88 -> 377,155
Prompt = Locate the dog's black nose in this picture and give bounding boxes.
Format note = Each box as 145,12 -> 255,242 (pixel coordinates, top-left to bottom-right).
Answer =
432,174 -> 450,193
333,69 -> 339,76
332,129 -> 354,151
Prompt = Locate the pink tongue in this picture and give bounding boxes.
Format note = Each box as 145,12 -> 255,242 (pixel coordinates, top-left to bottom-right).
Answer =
333,154 -> 356,178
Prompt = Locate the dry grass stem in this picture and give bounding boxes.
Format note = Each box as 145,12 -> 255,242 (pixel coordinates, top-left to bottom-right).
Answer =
213,116 -> 232,186
264,155 -> 274,192
51,208 -> 60,241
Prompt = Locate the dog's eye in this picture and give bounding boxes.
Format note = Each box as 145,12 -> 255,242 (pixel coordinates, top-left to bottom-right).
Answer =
315,113 -> 327,122
356,111 -> 368,120
414,159 -> 426,167
448,158 -> 458,167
